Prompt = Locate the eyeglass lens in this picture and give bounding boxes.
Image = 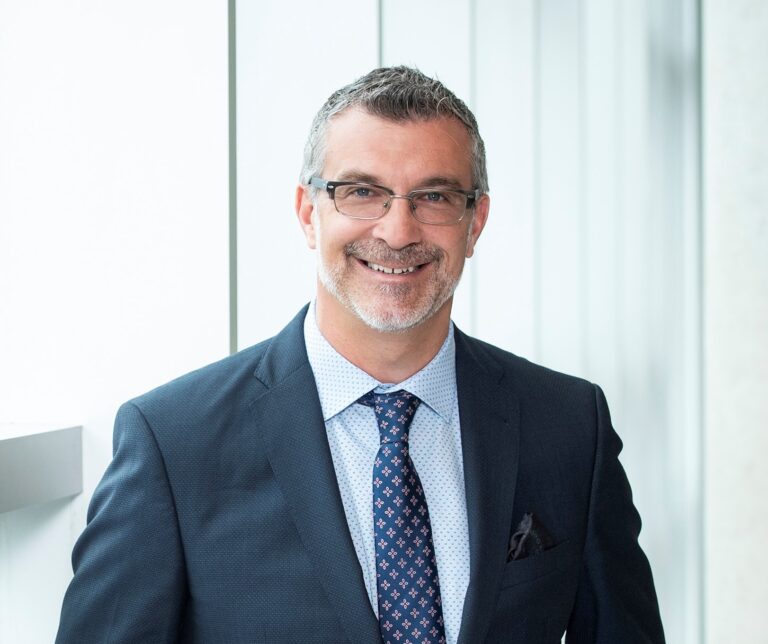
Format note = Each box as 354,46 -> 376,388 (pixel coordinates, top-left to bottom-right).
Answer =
333,184 -> 467,224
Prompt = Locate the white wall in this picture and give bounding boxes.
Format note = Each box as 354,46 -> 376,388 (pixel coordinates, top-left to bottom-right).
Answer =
0,2 -> 230,642
703,1 -> 768,641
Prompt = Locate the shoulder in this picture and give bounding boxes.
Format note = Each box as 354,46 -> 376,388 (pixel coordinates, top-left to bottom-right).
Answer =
113,325 -> 307,457
127,339 -> 270,416
456,330 -> 597,405
456,332 -> 612,473
127,306 -> 310,419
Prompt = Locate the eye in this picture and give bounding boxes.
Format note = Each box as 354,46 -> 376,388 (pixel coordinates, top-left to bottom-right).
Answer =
337,184 -> 382,200
414,190 -> 460,207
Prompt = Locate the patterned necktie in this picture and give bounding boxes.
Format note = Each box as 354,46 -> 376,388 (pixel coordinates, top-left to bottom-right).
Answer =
358,390 -> 446,644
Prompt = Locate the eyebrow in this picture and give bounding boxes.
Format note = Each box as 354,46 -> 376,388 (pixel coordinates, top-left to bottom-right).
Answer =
334,171 -> 468,191
335,170 -> 381,184
412,176 -> 466,191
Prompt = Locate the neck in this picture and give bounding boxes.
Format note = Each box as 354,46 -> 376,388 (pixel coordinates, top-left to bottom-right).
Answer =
314,292 -> 452,384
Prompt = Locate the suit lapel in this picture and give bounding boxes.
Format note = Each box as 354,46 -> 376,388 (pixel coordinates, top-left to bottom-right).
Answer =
454,331 -> 521,644
248,308 -> 381,644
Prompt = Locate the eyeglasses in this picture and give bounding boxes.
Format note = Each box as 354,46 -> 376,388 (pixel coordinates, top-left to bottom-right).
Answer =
309,177 -> 480,226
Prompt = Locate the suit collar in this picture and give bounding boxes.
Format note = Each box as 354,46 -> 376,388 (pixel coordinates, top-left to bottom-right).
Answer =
252,305 -> 312,388
250,306 -> 382,644
454,328 -> 521,644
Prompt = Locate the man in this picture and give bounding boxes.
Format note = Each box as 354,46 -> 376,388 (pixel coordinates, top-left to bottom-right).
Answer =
57,67 -> 665,643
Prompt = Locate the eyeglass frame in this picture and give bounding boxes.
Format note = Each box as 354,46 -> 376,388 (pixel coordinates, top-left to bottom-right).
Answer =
309,177 -> 481,225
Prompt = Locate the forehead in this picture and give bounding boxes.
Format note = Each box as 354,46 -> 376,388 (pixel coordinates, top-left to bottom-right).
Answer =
321,108 -> 474,186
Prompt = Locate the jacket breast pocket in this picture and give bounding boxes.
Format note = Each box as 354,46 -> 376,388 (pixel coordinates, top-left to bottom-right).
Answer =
499,539 -> 576,589
487,541 -> 580,643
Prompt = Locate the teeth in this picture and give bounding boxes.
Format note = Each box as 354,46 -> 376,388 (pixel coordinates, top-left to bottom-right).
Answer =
365,261 -> 418,275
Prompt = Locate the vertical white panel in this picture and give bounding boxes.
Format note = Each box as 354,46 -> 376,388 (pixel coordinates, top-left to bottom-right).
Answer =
235,0 -> 379,348
582,0 -> 620,390
614,0 -> 665,569
536,0 -> 585,374
678,0 -> 703,639
616,0 -> 651,426
0,1 -> 230,641
381,0 -> 475,332
474,0 -> 537,356
704,1 -> 768,642
381,0 -> 472,101
643,2 -> 702,641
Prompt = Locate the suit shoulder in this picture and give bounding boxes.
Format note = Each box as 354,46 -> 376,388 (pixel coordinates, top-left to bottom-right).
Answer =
118,307 -> 310,441
127,337 -> 274,415
459,333 -> 596,400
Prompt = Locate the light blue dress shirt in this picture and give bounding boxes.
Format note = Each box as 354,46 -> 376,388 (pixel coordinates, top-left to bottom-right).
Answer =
303,305 -> 470,644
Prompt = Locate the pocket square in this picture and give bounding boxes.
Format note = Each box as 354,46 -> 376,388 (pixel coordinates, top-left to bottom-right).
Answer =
507,513 -> 555,562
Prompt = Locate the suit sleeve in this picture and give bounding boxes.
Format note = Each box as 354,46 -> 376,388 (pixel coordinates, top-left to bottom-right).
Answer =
56,402 -> 187,643
566,385 -> 665,644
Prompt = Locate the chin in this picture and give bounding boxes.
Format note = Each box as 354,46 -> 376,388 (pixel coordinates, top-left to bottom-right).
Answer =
329,282 -> 455,334
317,255 -> 460,334
349,303 -> 434,334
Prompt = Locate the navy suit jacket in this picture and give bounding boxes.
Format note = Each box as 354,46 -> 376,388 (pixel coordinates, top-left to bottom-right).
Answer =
57,306 -> 665,643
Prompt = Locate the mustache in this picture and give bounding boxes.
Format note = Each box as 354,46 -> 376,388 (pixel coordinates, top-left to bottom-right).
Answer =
344,240 -> 443,265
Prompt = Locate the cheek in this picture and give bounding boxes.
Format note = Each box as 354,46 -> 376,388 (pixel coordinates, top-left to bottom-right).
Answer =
315,217 -> 354,261
314,212 -> 336,251
319,214 -> 375,250
436,230 -> 471,263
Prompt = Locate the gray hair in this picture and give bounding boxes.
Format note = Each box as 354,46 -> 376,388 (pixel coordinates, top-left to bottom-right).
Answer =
300,66 -> 488,195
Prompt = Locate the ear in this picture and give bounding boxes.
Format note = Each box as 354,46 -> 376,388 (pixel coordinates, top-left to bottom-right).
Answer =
465,193 -> 490,258
295,184 -> 317,249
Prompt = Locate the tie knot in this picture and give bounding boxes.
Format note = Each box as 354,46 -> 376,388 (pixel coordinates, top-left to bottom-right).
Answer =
358,389 -> 421,445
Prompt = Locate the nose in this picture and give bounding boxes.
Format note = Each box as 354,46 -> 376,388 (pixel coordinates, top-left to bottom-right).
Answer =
371,196 -> 423,250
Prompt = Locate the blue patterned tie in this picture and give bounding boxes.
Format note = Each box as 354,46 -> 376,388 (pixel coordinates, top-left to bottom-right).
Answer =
358,390 -> 446,644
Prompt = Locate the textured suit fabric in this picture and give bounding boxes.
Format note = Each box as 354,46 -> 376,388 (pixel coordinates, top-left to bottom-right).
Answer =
56,305 -> 665,643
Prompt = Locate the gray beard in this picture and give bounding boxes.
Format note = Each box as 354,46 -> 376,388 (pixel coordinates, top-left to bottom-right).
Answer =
317,240 -> 460,333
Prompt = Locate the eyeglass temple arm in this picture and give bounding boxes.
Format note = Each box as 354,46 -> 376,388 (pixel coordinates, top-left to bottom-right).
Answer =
309,177 -> 328,190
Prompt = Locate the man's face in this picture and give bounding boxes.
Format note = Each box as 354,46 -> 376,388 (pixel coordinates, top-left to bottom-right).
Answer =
297,108 -> 489,334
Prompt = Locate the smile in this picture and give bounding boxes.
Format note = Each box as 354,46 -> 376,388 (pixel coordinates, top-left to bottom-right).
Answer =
364,261 -> 420,275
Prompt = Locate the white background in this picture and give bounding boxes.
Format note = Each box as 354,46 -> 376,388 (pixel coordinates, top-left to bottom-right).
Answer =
0,0 -> 766,642
0,1 -> 230,641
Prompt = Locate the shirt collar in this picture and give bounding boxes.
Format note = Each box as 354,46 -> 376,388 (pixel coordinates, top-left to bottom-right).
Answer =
303,302 -> 456,423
